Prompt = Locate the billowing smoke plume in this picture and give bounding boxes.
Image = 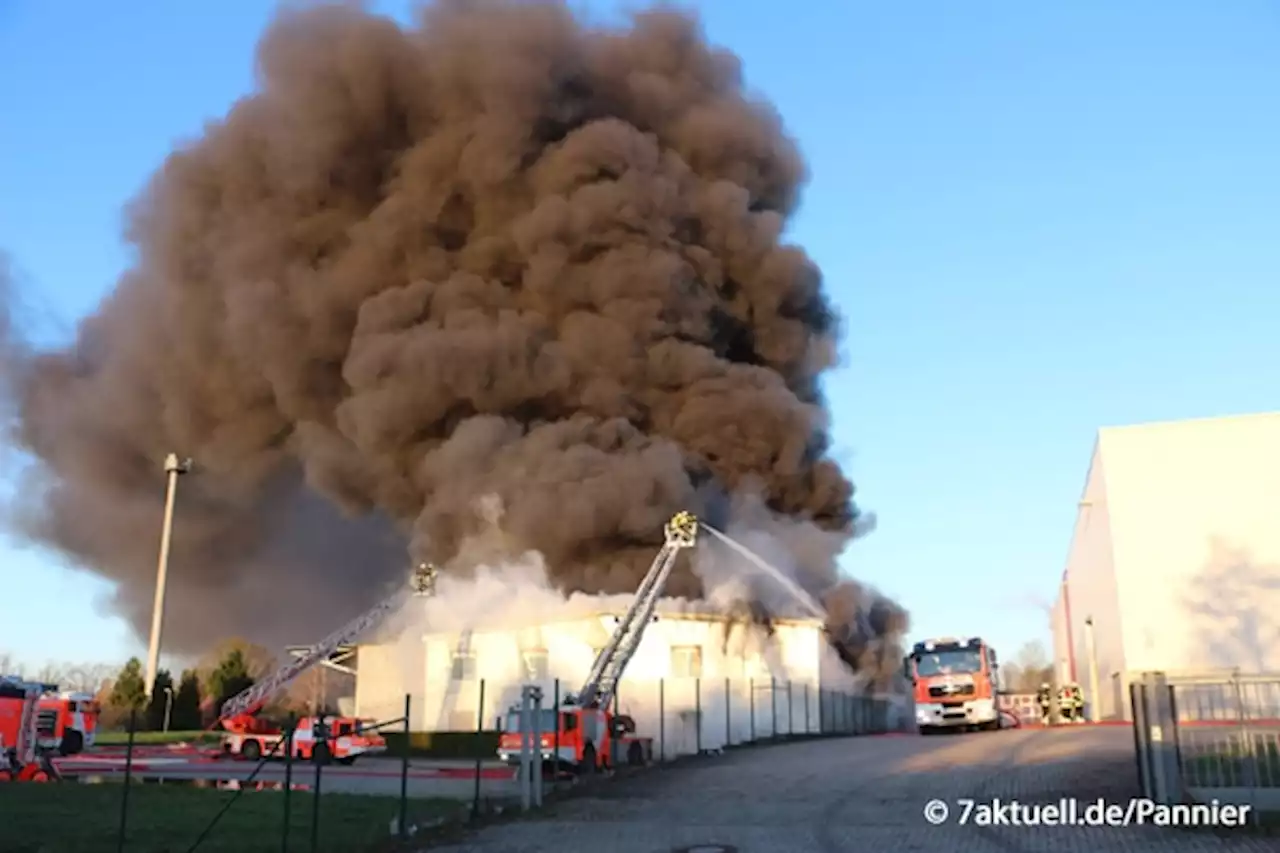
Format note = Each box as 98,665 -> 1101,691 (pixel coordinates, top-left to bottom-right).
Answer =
0,0 -> 906,680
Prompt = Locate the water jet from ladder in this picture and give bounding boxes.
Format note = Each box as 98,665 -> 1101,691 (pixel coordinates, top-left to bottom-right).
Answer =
698,524 -> 829,622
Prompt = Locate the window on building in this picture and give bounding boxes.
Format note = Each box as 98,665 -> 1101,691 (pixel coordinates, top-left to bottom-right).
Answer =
451,651 -> 476,680
670,645 -> 703,678
522,649 -> 549,680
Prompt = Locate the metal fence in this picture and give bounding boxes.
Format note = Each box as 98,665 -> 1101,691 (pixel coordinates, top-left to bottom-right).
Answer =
1130,670 -> 1280,820
39,680 -> 897,852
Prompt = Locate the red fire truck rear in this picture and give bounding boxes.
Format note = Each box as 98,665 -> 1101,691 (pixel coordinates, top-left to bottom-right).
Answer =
904,636 -> 1002,733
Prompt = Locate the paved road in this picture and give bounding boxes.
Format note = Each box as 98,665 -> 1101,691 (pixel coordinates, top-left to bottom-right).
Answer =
430,727 -> 1274,852
57,755 -> 519,800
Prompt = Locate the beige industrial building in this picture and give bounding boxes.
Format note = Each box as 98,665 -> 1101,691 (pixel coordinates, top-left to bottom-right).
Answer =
355,602 -> 867,757
1052,412 -> 1280,720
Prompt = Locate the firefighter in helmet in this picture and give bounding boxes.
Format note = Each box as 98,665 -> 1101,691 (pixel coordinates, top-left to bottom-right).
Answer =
1036,682 -> 1052,724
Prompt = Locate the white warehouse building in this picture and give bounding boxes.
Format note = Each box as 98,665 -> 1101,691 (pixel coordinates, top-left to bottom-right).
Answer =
1052,412 -> 1280,721
355,601 -> 873,757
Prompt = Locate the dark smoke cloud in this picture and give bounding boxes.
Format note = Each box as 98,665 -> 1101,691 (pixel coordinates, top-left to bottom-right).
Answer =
0,0 -> 906,675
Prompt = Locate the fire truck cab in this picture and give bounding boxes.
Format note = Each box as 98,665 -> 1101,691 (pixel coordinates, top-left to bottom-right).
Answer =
905,636 -> 1002,733
496,701 -> 653,774
37,693 -> 99,755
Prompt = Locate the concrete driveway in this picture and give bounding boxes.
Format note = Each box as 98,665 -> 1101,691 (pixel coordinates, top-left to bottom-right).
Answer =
429,727 -> 1275,852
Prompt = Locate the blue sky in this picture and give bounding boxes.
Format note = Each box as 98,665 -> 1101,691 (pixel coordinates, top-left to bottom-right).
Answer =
1,1 -> 1277,673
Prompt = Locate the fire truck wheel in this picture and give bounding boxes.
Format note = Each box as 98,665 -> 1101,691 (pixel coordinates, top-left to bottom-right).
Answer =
59,730 -> 84,756
241,740 -> 262,762
312,743 -> 331,765
578,744 -> 597,775
337,756 -> 356,766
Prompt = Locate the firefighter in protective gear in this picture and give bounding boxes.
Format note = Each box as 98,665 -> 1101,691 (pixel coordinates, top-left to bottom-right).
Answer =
1058,683 -> 1084,722
1036,683 -> 1052,724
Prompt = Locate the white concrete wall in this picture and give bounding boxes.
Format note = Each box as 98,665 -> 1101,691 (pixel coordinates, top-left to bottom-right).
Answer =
357,610 -> 843,755
1057,413 -> 1280,720
1058,441 -> 1130,720
1103,413 -> 1280,674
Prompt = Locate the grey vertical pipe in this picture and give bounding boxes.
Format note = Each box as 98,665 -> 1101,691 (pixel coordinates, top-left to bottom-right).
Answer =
1084,617 -> 1101,722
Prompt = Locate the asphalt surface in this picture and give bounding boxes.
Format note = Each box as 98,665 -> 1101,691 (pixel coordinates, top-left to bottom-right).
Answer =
427,727 -> 1275,853
56,754 -> 519,800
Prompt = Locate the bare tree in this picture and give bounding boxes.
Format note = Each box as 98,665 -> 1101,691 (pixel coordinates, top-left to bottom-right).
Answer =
1002,641 -> 1055,692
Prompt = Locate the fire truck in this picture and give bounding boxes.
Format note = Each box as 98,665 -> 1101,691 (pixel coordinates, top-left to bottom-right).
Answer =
1,677 -> 97,757
496,511 -> 698,774
36,691 -> 100,755
904,636 -> 1002,733
0,676 -> 59,782
211,564 -> 441,764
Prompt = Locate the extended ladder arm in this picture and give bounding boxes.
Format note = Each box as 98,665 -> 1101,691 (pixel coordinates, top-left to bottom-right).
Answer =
215,563 -> 438,726
575,511 -> 699,710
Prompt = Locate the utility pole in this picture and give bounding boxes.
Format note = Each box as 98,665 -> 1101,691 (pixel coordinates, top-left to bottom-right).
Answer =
144,453 -> 192,699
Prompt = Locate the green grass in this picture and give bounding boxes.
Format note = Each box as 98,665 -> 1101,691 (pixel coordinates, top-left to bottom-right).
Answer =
3,782 -> 466,853
95,730 -> 220,746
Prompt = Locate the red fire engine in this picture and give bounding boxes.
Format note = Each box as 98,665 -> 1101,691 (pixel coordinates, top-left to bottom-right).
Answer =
904,636 -> 1002,733
0,676 -> 60,782
496,511 -> 697,773
1,677 -> 98,757
37,691 -> 100,755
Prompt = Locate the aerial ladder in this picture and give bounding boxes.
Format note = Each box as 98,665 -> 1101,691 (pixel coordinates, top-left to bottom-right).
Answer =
498,511 -> 701,773
214,562 -> 438,739
572,510 -> 699,711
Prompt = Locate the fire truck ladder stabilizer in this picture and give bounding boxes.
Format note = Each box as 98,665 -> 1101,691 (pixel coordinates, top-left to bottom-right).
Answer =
216,562 -> 439,725
574,511 -> 699,711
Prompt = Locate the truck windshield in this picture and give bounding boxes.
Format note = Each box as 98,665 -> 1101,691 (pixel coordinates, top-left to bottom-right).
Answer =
914,650 -> 983,676
505,709 -> 559,733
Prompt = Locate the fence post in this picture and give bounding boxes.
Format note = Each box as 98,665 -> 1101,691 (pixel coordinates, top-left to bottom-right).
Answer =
724,678 -> 731,747
552,679 -> 560,790
1129,681 -> 1152,799
472,680 -> 486,816
804,684 -> 810,735
694,677 -> 702,754
771,678 -> 777,739
1145,672 -> 1180,806
787,681 -> 794,735
659,678 -> 665,762
282,713 -> 296,853
399,693 -> 411,837
749,678 -> 755,741
612,689 -> 621,768
310,718 -> 325,853
115,706 -> 138,853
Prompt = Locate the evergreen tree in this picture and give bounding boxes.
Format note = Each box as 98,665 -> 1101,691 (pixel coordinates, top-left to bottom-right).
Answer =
171,669 -> 204,730
144,669 -> 175,731
209,648 -> 255,710
108,657 -> 147,718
